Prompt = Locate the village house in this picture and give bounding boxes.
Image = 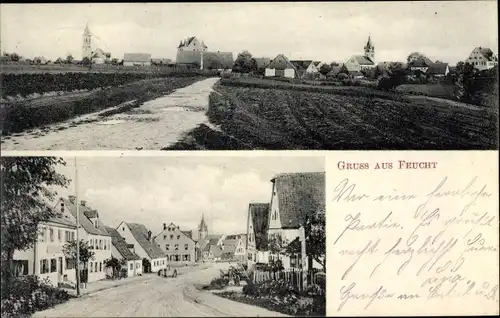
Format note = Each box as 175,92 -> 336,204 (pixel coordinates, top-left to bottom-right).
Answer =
151,58 -> 173,66
253,57 -> 272,73
104,226 -> 142,277
57,196 -> 112,283
91,48 -> 111,64
175,36 -> 233,70
345,35 -> 376,72
465,47 -> 498,71
267,172 -> 325,270
123,53 -> 152,67
290,60 -> 324,79
246,203 -> 270,269
265,54 -> 298,78
220,234 -> 247,263
153,223 -> 196,264
13,209 -> 78,287
408,57 -> 450,77
116,222 -> 168,273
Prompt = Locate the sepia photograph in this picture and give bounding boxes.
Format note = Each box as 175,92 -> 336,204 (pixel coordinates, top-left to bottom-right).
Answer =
0,155 -> 326,317
0,1 -> 498,151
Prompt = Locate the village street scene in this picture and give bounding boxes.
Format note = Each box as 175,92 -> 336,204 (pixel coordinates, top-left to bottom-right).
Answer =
1,2 -> 498,151
1,156 -> 326,317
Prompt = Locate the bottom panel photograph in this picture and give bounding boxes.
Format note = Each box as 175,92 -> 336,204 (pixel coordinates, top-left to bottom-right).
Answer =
1,155 -> 326,317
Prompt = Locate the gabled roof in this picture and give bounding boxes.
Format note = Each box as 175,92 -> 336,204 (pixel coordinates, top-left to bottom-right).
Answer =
427,63 -> 449,75
313,61 -> 322,67
45,206 -> 77,229
351,55 -> 375,65
84,210 -> 98,219
290,60 -> 313,70
104,226 -> 141,261
267,54 -> 299,72
178,36 -> 207,49
123,53 -> 151,62
182,230 -> 193,239
249,203 -> 269,250
476,47 -> 495,60
271,172 -> 325,229
124,223 -> 166,259
60,197 -> 110,236
220,244 -> 236,259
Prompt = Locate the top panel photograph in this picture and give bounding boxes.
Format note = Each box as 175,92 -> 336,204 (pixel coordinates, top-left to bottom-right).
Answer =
1,1 -> 498,151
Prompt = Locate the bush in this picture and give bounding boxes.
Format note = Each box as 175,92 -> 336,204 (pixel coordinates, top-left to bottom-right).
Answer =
242,281 -> 259,296
209,277 -> 229,290
337,73 -> 349,80
1,276 -> 73,317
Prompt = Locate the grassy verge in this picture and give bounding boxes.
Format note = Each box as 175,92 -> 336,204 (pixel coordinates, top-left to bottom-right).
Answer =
0,76 -> 205,135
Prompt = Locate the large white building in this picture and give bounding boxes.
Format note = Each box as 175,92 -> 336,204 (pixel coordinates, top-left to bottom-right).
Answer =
13,212 -> 78,287
116,222 -> 168,273
465,47 -> 498,71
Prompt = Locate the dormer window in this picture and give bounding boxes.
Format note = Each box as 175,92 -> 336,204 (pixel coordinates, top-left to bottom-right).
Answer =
94,220 -> 98,228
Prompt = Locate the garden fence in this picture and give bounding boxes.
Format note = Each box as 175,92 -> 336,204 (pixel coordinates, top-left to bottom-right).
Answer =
253,268 -> 321,291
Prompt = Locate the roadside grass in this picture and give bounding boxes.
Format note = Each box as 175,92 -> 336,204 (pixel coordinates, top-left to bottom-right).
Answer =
0,76 -> 206,135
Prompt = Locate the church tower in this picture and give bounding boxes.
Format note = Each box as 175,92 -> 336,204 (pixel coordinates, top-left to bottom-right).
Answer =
82,23 -> 92,60
198,213 -> 208,241
364,35 -> 375,63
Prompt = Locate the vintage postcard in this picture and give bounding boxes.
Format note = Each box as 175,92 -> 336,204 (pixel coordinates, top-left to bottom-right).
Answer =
0,1 -> 499,318
0,1 -> 498,151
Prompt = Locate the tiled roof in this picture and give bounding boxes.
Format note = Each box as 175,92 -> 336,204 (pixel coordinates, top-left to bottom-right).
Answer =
181,230 -> 193,239
352,55 -> 375,65
249,203 -> 269,250
290,60 -> 313,70
267,54 -> 299,71
477,47 -> 495,60
84,210 -> 98,219
271,172 -> 325,229
104,226 -> 141,261
125,223 -> 166,259
123,53 -> 151,62
60,198 -> 110,236
427,63 -> 449,75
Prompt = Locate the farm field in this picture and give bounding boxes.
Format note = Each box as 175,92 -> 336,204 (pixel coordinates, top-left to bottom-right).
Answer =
168,81 -> 498,150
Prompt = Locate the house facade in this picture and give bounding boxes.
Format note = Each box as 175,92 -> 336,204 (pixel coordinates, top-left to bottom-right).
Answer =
104,226 -> 142,277
246,203 -> 270,269
116,222 -> 167,273
220,234 -> 246,263
123,53 -> 151,67
58,196 -> 112,283
265,54 -> 298,78
267,172 -> 325,270
13,213 -> 78,287
154,223 -> 196,264
92,48 -> 111,65
465,47 -> 498,71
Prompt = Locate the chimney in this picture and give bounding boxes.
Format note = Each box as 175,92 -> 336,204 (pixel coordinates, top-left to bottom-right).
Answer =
147,230 -> 152,242
69,195 -> 76,203
80,200 -> 86,207
163,223 -> 166,230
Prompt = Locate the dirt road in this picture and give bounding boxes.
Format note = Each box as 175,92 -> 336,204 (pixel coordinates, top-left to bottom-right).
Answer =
1,78 -> 220,151
32,264 -> 287,317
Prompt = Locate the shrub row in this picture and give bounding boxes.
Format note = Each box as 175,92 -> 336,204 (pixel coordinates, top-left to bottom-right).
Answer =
1,70 -> 220,98
1,276 -> 73,317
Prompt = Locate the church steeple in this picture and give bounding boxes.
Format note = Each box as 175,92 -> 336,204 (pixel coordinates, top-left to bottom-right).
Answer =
82,22 -> 92,60
364,34 -> 375,63
198,213 -> 208,240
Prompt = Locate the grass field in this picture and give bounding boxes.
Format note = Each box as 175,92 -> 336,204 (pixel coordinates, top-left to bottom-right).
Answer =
168,80 -> 498,150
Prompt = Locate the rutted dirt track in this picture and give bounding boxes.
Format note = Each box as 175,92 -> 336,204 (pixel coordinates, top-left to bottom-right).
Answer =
32,264 -> 288,317
1,78 -> 220,151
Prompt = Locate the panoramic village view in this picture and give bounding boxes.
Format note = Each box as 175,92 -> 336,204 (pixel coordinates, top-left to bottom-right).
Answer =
1,2 -> 498,151
1,156 -> 326,317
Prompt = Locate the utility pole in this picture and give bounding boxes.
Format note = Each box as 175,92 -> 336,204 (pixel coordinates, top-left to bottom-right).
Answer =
75,157 -> 81,296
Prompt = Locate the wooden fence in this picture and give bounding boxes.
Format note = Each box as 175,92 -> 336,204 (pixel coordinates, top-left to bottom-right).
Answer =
253,268 -> 322,291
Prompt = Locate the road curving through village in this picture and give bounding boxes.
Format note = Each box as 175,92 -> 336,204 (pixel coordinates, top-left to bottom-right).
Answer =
1,77 -> 221,151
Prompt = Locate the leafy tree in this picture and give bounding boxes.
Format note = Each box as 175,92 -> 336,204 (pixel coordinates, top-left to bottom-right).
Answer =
330,61 -> 340,67
455,61 -> 475,102
9,53 -> 20,62
63,240 -> 95,276
110,58 -> 119,65
54,57 -> 64,65
407,52 -> 426,64
66,54 -> 74,64
81,57 -> 92,69
339,64 -> 349,75
319,64 -> 332,76
1,157 -> 69,288
104,257 -> 125,279
232,51 -> 257,73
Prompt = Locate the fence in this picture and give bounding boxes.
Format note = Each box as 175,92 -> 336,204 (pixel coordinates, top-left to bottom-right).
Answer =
253,268 -> 322,291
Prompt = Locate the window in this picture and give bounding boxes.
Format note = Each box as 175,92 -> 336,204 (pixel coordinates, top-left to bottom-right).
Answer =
40,227 -> 46,242
100,239 -> 103,250
165,244 -> 170,251
65,231 -> 70,242
90,262 -> 94,272
184,244 -> 188,251
122,227 -> 125,231
94,220 -> 98,228
183,255 -> 190,261
174,255 -> 180,262
58,230 -> 62,242
89,239 -> 93,249
99,262 -> 102,272
50,259 -> 57,272
129,263 -> 133,270
49,228 -> 54,242
104,240 -> 107,250
170,235 -> 174,239
71,231 -> 75,241
177,235 -> 180,240
94,262 -> 98,272
174,244 -> 179,251
66,258 -> 75,270
164,235 -> 167,240
40,259 -> 49,274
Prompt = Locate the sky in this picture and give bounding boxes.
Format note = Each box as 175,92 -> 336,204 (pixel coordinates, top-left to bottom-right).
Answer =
1,1 -> 498,65
52,156 -> 324,240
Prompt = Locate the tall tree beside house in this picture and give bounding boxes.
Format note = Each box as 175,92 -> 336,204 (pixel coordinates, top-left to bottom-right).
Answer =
233,51 -> 257,73
66,54 -> 74,64
319,64 -> 332,76
63,240 -> 95,279
454,61 -> 475,103
407,52 -> 426,64
339,64 -> 349,75
104,257 -> 125,279
0,157 -> 69,289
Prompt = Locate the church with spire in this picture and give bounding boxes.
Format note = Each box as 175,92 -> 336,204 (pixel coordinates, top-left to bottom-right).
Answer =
345,35 -> 377,73
198,213 -> 208,241
82,23 -> 92,60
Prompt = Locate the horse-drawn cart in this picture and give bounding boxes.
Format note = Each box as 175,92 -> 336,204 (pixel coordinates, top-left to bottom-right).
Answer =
219,262 -> 250,286
158,265 -> 178,278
